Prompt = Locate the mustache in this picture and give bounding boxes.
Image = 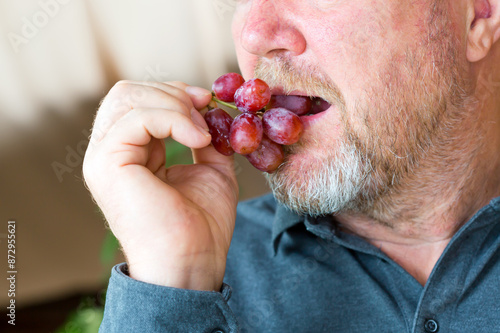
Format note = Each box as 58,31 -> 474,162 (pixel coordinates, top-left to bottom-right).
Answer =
253,56 -> 345,107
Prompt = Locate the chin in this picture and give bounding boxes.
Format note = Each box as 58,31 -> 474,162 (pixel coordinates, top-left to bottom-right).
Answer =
265,136 -> 373,216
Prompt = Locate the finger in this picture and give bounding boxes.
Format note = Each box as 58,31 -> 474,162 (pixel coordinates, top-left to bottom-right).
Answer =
190,107 -> 209,131
166,81 -> 213,111
101,107 -> 211,166
146,138 -> 167,174
120,81 -> 196,111
150,81 -> 212,129
92,82 -> 195,143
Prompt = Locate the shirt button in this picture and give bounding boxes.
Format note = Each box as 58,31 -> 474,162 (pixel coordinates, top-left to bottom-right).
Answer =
424,319 -> 439,332
212,330 -> 224,333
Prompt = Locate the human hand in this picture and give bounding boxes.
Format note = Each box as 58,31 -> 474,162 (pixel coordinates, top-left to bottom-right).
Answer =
83,81 -> 238,291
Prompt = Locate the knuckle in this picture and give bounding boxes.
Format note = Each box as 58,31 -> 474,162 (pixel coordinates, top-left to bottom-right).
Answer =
109,80 -> 141,98
163,83 -> 192,102
165,80 -> 186,87
126,107 -> 144,119
101,82 -> 129,107
116,79 -> 133,85
174,101 -> 191,116
109,80 -> 132,95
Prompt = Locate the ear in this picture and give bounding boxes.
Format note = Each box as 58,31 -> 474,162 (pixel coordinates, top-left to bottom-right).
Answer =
467,0 -> 500,62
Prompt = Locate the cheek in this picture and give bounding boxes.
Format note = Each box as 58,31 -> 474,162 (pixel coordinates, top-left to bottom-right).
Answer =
312,4 -> 423,111
309,12 -> 390,107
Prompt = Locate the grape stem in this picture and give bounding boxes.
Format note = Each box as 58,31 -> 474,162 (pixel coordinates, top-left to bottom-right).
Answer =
211,93 -> 239,110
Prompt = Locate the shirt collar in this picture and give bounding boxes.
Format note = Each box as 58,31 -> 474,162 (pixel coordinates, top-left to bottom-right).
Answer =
490,196 -> 500,211
271,204 -> 304,255
270,196 -> 500,256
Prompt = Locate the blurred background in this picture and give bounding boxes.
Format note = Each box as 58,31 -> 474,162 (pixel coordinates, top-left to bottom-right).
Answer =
0,1 -> 269,331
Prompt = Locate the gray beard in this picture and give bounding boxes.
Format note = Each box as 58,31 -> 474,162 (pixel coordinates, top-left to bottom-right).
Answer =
265,138 -> 375,217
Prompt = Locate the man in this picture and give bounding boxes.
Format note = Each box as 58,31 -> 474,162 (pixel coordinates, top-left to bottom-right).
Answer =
83,0 -> 500,332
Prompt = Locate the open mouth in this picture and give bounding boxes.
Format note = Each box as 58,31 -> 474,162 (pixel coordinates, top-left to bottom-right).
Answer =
267,95 -> 331,116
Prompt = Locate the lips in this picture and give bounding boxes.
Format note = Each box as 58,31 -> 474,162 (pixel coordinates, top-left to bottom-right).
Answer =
299,105 -> 333,127
268,93 -> 331,117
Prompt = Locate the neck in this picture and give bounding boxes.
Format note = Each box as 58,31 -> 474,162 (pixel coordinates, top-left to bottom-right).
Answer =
336,82 -> 500,286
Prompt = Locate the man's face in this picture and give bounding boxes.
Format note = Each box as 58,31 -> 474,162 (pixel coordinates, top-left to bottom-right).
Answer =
232,0 -> 473,216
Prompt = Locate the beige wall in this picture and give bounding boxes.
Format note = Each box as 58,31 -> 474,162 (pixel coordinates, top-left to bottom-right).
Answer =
0,0 -> 269,308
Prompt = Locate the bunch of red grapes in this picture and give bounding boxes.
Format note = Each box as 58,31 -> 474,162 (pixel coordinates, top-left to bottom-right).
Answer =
205,73 -> 329,173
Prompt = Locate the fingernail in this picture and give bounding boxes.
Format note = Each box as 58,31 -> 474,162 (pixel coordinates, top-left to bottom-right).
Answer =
185,86 -> 211,97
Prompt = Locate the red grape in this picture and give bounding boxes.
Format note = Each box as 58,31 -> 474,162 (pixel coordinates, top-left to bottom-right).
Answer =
204,108 -> 234,156
234,78 -> 271,113
268,95 -> 312,116
245,136 -> 284,173
229,113 -> 263,155
212,73 -> 245,103
209,74 -> 311,172
310,97 -> 331,114
262,108 -> 304,145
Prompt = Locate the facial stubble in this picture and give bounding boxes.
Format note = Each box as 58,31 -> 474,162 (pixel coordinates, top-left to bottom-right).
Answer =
258,4 -> 474,218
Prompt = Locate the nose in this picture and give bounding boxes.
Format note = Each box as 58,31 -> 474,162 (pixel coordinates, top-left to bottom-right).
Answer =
239,1 -> 306,58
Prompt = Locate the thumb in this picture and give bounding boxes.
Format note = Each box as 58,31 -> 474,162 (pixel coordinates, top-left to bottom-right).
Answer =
192,143 -> 236,185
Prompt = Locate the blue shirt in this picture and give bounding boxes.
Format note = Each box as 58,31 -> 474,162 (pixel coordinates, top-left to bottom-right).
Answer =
100,194 -> 500,332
